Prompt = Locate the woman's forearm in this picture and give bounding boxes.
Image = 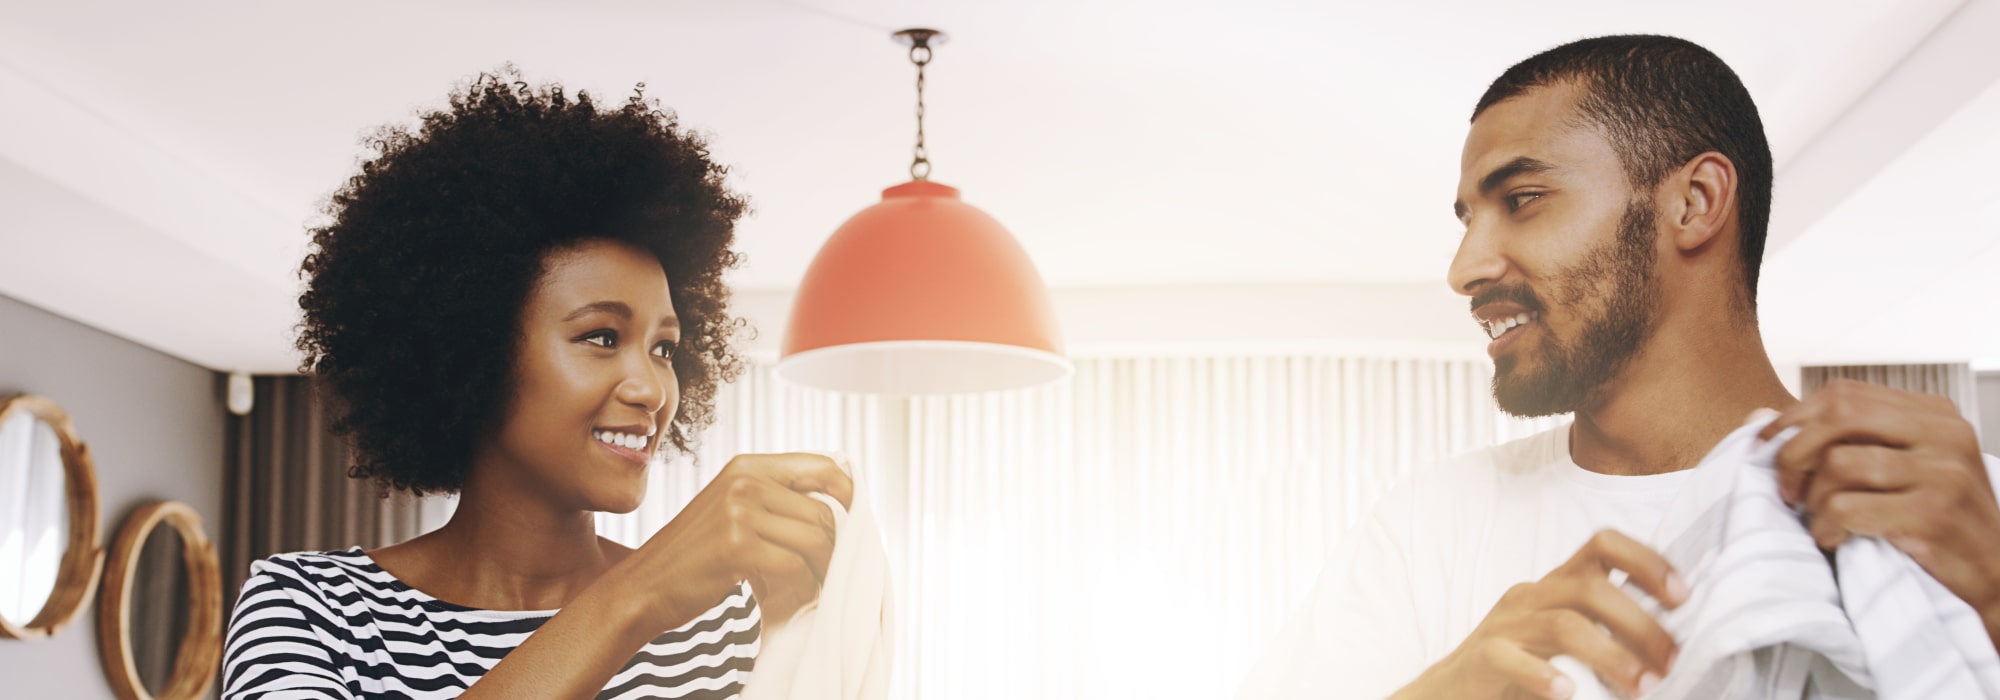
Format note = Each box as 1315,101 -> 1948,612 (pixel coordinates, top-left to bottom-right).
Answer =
457,581 -> 665,700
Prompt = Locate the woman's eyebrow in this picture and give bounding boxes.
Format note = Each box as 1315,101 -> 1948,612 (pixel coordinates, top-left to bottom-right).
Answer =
562,300 -> 632,322
562,300 -> 679,330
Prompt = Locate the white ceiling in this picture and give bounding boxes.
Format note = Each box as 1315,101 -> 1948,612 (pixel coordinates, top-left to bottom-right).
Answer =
1763,74 -> 2000,366
0,0 -> 1995,373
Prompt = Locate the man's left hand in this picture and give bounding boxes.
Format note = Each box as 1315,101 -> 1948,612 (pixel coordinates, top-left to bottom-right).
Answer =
1760,379 -> 2000,641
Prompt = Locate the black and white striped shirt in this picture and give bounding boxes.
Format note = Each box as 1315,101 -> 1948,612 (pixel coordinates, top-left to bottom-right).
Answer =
221,548 -> 760,699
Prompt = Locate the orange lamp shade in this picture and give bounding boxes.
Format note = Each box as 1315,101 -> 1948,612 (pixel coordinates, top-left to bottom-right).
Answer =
777,180 -> 1070,395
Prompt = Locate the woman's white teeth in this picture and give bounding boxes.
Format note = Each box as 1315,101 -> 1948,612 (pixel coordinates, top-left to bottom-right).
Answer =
595,430 -> 645,450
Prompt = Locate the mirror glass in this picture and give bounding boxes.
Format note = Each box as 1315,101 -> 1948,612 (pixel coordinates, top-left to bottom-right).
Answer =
0,410 -> 68,627
130,523 -> 191,696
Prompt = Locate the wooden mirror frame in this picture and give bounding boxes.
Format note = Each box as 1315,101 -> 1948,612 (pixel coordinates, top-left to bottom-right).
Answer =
0,394 -> 105,641
97,500 -> 224,700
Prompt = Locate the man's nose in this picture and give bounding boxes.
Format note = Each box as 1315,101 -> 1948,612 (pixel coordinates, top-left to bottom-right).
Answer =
1447,219 -> 1507,296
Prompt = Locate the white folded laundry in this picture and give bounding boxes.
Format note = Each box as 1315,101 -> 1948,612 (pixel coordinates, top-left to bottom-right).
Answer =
740,452 -> 896,700
1560,416 -> 2000,699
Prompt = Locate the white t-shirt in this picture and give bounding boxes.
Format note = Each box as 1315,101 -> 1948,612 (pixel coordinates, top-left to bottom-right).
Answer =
1238,423 -> 1695,699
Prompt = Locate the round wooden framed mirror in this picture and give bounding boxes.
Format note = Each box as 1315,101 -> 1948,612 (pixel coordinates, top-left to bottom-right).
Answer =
98,500 -> 223,700
0,394 -> 104,640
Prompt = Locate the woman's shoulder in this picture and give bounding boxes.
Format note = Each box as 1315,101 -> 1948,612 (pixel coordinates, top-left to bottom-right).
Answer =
242,547 -> 399,604
250,546 -> 376,577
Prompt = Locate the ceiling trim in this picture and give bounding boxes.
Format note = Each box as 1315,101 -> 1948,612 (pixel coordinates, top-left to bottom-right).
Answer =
1766,0 -> 2000,255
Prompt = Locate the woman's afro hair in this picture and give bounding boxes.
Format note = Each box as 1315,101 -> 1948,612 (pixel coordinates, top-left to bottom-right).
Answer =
296,66 -> 748,495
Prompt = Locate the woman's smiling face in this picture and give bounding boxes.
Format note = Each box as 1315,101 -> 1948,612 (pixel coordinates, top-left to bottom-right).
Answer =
484,238 -> 683,514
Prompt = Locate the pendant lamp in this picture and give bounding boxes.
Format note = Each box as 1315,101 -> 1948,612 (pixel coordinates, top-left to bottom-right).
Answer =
777,28 -> 1070,395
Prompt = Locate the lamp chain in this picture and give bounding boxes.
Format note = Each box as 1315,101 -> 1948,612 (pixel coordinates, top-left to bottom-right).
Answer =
910,41 -> 932,181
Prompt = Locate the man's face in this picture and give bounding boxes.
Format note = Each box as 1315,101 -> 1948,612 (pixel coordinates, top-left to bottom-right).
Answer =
1450,83 -> 1662,417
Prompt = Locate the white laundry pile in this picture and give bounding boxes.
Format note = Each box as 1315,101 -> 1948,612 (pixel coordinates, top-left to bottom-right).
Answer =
1558,415 -> 2000,699
740,453 -> 895,700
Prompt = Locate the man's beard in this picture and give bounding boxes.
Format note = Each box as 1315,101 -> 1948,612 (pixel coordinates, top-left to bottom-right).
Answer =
1488,199 -> 1661,417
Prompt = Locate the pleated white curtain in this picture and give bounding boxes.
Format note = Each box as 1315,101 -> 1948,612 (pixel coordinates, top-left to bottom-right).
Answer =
601,352 -> 1560,700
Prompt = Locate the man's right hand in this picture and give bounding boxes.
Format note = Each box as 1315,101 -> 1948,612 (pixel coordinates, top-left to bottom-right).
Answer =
1394,530 -> 1687,699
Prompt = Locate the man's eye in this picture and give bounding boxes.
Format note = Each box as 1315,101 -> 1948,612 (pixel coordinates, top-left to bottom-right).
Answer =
1506,192 -> 1543,211
582,330 -> 617,348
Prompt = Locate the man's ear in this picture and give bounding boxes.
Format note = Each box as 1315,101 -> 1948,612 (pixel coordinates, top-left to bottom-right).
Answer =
1666,152 -> 1738,253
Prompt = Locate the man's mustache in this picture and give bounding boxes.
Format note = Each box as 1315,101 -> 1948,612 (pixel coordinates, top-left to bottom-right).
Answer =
1470,284 -> 1544,317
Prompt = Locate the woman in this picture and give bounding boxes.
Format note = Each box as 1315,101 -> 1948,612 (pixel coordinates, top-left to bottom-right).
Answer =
220,69 -> 851,699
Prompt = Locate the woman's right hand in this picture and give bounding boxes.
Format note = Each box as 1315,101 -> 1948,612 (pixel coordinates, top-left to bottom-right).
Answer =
610,452 -> 854,631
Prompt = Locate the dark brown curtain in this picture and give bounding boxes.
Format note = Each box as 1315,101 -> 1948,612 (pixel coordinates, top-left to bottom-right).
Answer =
222,375 -> 425,605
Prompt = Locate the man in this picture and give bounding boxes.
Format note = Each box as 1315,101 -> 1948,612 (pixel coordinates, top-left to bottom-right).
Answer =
1238,35 -> 2000,699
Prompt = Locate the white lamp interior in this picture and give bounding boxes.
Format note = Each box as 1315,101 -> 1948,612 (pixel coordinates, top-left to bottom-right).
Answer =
776,341 -> 1072,396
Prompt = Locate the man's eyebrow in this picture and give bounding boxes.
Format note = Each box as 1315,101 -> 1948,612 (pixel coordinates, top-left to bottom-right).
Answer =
1455,156 -> 1559,221
1479,156 -> 1557,196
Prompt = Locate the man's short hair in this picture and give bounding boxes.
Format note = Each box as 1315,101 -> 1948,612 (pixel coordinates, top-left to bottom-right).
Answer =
1474,35 -> 1774,306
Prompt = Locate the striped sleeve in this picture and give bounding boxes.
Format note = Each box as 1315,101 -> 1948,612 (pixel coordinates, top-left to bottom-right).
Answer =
220,558 -> 357,700
218,548 -> 759,699
601,582 -> 761,700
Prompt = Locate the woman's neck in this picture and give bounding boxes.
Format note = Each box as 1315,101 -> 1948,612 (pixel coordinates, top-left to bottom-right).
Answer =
377,468 -> 621,611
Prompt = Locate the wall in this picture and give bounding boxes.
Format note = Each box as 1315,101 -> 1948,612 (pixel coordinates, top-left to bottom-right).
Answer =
0,292 -> 225,699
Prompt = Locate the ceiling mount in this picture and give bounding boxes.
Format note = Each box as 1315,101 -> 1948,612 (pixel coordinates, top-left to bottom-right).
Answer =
891,28 -> 946,50
892,27 -> 948,181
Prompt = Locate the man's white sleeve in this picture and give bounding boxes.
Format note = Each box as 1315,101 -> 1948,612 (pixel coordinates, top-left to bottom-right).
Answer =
1234,501 -> 1429,699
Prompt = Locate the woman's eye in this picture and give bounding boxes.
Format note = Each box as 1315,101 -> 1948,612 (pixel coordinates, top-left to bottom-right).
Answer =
1506,192 -> 1543,212
652,341 -> 676,359
582,330 -> 617,348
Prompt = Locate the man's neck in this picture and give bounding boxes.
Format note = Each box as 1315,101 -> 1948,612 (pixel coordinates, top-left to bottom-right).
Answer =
1569,316 -> 1798,476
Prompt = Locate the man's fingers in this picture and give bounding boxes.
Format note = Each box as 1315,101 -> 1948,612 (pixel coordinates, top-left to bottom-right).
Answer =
1774,418 -> 1922,502
1802,445 -> 1915,514
1569,530 -> 1687,608
1762,380 -> 1939,502
1475,639 -> 1573,700
1541,609 -> 1653,698
1570,577 -> 1677,675
1809,490 -> 1928,551
1758,380 -> 1924,440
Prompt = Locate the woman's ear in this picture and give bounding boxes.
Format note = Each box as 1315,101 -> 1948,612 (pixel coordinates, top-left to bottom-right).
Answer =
1668,151 -> 1738,253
